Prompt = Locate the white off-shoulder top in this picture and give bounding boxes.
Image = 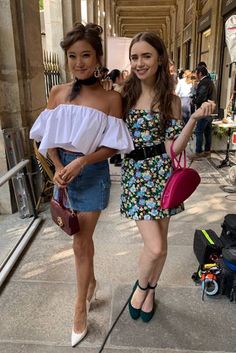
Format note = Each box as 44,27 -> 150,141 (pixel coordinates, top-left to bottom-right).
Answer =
30,104 -> 134,157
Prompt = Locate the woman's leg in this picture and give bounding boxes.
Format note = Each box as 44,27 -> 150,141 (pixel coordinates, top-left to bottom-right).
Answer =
130,218 -> 170,311
73,211 -> 100,333
141,217 -> 170,313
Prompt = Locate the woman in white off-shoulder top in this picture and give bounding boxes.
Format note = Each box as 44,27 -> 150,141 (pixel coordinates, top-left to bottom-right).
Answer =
30,22 -> 133,347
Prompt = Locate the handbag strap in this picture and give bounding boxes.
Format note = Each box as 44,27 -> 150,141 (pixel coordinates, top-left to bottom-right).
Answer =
58,188 -> 76,215
170,140 -> 186,169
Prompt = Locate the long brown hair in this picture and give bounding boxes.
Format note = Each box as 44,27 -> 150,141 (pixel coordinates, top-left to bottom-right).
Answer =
60,23 -> 103,101
122,32 -> 175,121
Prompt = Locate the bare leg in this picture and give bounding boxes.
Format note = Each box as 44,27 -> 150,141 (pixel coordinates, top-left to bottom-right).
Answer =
73,211 -> 100,333
130,218 -> 170,312
141,218 -> 170,313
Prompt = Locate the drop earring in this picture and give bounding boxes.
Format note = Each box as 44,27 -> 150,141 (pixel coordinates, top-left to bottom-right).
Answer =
94,65 -> 100,78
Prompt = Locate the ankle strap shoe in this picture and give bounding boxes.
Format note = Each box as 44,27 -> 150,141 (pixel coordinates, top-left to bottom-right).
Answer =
128,280 -> 149,320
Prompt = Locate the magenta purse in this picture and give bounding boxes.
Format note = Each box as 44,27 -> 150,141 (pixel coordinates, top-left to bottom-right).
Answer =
161,141 -> 201,209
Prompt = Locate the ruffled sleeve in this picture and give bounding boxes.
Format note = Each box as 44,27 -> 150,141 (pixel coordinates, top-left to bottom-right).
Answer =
30,109 -> 51,143
165,119 -> 183,140
98,116 -> 134,153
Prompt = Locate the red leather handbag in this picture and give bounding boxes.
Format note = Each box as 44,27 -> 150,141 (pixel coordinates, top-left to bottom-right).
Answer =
50,188 -> 80,236
161,141 -> 201,209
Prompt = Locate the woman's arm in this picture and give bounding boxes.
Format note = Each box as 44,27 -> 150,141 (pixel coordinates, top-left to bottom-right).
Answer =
46,85 -> 68,187
165,95 -> 215,156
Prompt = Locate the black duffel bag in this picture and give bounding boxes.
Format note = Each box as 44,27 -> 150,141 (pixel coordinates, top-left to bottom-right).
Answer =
219,246 -> 236,302
193,229 -> 223,265
220,214 -> 236,247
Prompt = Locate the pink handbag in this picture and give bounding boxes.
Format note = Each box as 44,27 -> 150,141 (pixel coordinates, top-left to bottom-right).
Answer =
161,141 -> 201,209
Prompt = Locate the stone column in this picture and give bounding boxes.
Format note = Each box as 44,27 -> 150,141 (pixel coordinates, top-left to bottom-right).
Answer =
61,0 -> 81,81
190,0 -> 198,68
171,6 -> 177,62
0,0 -> 45,213
44,0 -> 65,82
87,0 -> 94,23
93,0 -> 98,24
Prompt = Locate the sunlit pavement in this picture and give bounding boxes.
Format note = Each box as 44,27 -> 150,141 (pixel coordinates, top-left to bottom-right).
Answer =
0,152 -> 236,353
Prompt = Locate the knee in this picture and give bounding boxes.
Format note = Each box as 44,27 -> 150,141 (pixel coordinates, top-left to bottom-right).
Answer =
148,246 -> 167,261
73,237 -> 93,259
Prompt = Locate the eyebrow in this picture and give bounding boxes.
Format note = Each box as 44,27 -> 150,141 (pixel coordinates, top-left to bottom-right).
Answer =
131,52 -> 152,56
67,50 -> 92,54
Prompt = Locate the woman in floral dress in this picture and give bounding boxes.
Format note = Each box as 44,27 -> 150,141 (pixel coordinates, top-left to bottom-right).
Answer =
120,32 -> 215,322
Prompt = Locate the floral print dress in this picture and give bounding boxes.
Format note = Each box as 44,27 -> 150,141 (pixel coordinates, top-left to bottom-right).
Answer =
120,109 -> 184,220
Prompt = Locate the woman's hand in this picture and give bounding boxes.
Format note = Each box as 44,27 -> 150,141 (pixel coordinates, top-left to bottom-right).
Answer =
191,100 -> 216,121
58,157 -> 86,184
53,167 -> 68,188
101,79 -> 113,91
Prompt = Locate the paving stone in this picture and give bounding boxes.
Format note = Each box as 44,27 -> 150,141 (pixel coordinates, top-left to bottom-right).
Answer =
110,286 -> 236,352
0,281 -> 112,347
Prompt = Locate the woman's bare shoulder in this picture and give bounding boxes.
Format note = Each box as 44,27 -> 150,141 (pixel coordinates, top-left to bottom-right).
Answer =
47,83 -> 72,109
105,89 -> 122,118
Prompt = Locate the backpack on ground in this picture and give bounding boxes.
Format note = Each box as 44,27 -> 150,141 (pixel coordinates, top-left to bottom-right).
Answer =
220,214 -> 236,247
219,246 -> 236,302
193,229 -> 223,265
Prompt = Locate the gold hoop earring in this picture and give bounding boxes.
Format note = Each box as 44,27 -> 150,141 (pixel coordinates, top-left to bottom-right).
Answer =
94,65 -> 100,78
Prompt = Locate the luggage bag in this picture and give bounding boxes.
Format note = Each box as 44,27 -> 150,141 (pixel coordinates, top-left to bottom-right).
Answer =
193,229 -> 223,265
220,214 -> 236,247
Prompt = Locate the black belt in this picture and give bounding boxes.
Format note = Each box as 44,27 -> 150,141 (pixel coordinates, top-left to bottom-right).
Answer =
125,142 -> 166,161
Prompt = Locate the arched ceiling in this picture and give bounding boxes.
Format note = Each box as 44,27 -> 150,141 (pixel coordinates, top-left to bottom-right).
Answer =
113,0 -> 177,38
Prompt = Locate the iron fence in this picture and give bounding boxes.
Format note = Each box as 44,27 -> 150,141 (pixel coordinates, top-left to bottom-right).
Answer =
43,51 -> 61,99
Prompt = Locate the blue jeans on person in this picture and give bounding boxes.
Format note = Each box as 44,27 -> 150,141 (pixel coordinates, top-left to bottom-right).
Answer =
195,117 -> 213,153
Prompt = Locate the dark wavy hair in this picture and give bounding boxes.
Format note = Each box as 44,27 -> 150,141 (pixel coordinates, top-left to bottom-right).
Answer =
122,32 -> 175,121
108,69 -> 122,83
60,22 -> 103,100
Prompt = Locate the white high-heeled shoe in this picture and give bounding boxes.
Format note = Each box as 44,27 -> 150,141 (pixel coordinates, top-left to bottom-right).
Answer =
71,326 -> 88,347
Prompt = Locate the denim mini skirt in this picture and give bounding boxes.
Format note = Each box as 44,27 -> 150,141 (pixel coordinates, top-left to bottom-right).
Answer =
53,149 -> 111,212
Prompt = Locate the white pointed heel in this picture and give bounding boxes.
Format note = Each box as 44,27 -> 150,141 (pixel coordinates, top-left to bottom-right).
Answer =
71,326 -> 88,347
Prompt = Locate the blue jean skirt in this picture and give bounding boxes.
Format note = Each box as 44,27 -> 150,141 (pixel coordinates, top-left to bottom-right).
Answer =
53,149 -> 111,212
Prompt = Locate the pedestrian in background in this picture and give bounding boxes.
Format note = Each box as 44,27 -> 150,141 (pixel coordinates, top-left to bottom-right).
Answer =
30,22 -> 134,347
175,69 -> 193,124
120,32 -> 215,322
191,65 -> 216,159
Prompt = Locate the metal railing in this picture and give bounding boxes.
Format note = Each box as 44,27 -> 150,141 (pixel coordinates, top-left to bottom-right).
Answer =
43,51 -> 61,99
0,160 -> 42,287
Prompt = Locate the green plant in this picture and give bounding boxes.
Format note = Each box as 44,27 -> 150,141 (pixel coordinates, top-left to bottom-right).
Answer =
39,0 -> 44,10
212,125 -> 226,139
212,124 -> 236,139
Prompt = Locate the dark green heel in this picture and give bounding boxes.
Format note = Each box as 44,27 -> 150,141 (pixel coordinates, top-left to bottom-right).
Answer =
128,280 -> 149,320
140,283 -> 157,323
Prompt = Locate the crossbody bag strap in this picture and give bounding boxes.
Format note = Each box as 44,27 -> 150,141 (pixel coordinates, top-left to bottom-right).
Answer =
170,140 -> 186,169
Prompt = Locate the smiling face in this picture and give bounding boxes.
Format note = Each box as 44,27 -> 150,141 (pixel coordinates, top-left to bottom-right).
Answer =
67,40 -> 98,80
130,40 -> 159,83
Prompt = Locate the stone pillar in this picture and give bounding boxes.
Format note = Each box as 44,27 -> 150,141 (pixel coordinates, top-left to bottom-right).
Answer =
0,0 -> 45,213
171,6 -> 177,62
61,0 -> 81,81
190,0 -> 198,68
87,0 -> 94,23
93,0 -> 98,24
44,0 -> 65,82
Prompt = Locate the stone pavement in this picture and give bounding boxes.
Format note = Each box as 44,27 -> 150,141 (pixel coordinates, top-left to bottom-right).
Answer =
0,152 -> 236,353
